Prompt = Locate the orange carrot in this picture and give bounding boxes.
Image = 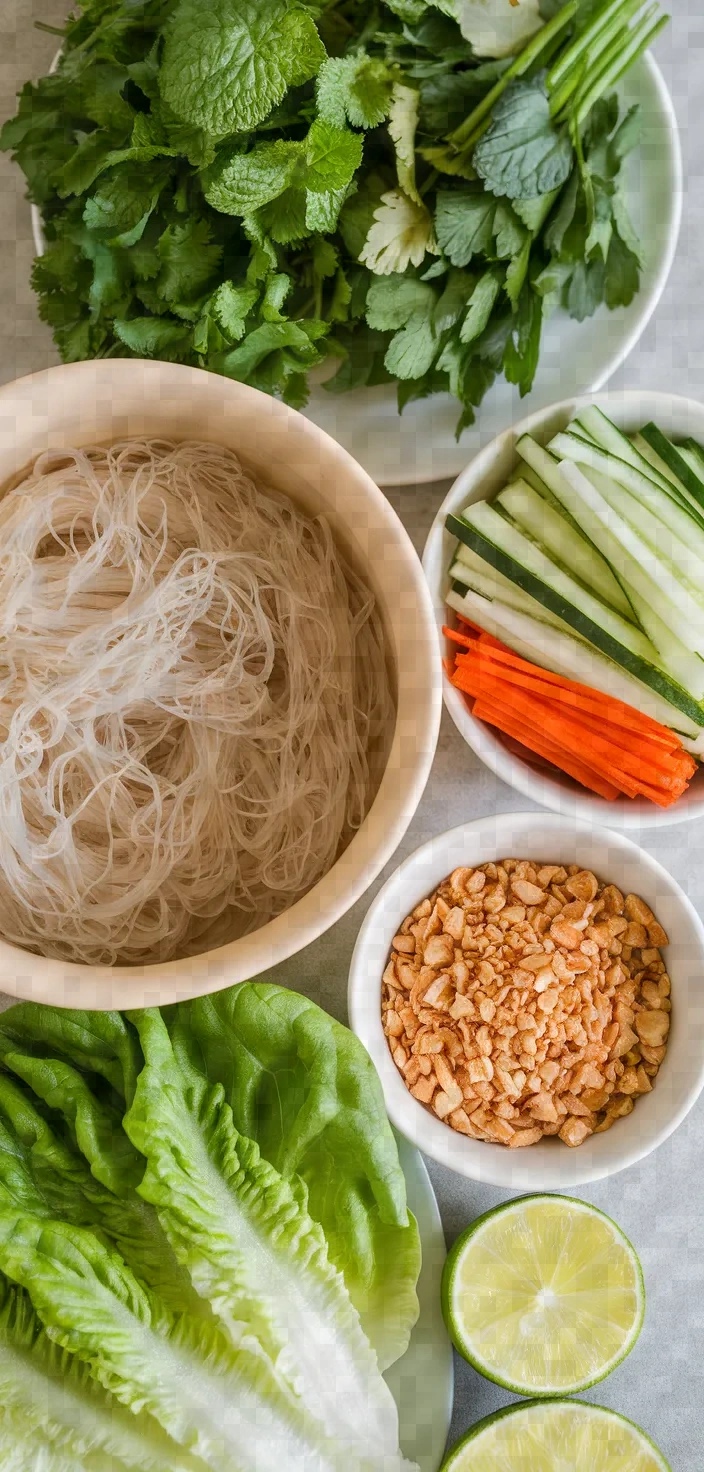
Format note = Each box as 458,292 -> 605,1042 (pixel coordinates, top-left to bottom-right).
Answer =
445,618 -> 698,807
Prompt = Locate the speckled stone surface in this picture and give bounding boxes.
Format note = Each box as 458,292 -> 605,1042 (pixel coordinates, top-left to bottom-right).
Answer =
1,6 -> 703,1465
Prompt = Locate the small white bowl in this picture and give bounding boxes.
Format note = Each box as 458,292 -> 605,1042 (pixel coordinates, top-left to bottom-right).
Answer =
423,390 -> 704,829
0,360 -> 441,1009
348,812 -> 704,1190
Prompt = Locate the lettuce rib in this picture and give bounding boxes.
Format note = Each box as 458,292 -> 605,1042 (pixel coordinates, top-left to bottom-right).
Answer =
126,1008 -> 408,1468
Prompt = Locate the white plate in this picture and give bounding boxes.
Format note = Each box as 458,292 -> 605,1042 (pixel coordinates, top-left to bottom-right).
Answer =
389,1135 -> 454,1471
304,55 -> 681,486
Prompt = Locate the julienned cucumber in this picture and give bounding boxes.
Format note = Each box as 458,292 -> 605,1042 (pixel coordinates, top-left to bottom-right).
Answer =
497,480 -> 631,617
446,510 -> 704,728
640,423 -> 704,509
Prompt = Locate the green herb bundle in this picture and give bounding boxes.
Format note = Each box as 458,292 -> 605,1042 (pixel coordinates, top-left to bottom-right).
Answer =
1,0 -> 667,436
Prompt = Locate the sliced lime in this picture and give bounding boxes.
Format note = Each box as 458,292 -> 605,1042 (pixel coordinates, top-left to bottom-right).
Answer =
442,1401 -> 670,1471
442,1193 -> 644,1396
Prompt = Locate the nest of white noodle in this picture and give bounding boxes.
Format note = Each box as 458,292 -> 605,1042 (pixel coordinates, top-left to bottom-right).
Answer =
0,440 -> 393,966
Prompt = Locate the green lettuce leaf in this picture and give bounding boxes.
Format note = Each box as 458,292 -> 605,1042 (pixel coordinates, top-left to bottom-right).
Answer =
125,1008 -> 406,1465
0,1212 -> 343,1472
166,982 -> 421,1370
0,1273 -> 208,1471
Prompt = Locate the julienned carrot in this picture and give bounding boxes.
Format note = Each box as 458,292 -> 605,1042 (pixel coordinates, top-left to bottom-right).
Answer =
473,680 -> 683,791
473,697 -> 621,800
466,641 -> 678,740
445,617 -> 697,806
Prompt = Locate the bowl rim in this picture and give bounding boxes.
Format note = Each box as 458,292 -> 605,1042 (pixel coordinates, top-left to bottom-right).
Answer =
422,388 -> 704,829
0,359 -> 442,1008
348,810 -> 704,1189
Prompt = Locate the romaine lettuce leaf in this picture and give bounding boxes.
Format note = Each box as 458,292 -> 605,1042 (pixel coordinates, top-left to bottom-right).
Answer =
0,1212 -> 350,1472
125,1008 -> 407,1466
166,983 -> 421,1369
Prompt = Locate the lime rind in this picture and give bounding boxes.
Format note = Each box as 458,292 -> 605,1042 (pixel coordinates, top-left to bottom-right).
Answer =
441,1399 -> 672,1472
441,1193 -> 645,1398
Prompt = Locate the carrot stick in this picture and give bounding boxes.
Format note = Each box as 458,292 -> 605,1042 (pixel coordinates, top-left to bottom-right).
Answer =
473,697 -> 622,799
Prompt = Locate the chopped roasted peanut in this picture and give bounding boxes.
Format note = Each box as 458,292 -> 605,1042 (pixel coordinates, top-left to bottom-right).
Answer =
382,859 -> 670,1150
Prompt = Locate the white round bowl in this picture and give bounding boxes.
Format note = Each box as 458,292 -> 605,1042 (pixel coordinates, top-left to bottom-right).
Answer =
423,390 -> 704,829
348,812 -> 704,1190
0,360 -> 441,1009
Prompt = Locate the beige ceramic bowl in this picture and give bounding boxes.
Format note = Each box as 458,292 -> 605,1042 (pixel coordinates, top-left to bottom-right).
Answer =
0,360 -> 441,1009
349,812 -> 704,1190
423,391 -> 704,828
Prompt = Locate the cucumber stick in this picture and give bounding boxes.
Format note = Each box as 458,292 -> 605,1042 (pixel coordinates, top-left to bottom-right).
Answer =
446,508 -> 704,726
497,480 -> 631,617
549,430 -> 704,537
516,437 -> 704,654
621,582 -> 704,700
446,587 -> 704,740
553,461 -> 704,653
573,406 -> 682,497
583,466 -> 704,596
640,422 -> 704,509
452,546 -> 569,631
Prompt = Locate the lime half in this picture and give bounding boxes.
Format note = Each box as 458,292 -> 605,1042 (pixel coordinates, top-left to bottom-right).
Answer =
442,1401 -> 670,1472
442,1194 -> 644,1396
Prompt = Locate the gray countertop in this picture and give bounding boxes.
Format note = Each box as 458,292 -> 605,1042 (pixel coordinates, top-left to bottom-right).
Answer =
1,4 -> 703,1467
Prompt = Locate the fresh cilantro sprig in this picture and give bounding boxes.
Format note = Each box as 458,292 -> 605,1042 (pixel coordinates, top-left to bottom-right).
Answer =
1,0 -> 668,436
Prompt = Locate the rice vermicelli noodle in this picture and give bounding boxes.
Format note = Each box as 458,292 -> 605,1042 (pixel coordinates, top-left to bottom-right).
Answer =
0,439 -> 393,965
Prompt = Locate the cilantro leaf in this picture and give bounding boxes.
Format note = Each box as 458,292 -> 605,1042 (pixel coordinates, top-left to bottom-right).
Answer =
435,189 -> 496,267
365,275 -> 436,331
114,316 -> 193,357
360,190 -> 438,275
210,280 -> 260,338
220,320 -> 324,378
504,285 -> 542,395
156,220 -> 223,304
83,162 -> 171,245
460,270 -> 501,344
388,85 -> 422,205
473,80 -> 573,200
433,269 -> 474,333
604,230 -> 640,310
316,55 -> 393,130
384,313 -> 437,380
566,258 -> 605,320
160,0 -> 326,136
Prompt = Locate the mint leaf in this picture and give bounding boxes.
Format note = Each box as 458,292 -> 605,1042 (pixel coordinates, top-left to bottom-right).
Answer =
305,184 -> 350,233
316,55 -> 393,130
339,169 -> 389,259
205,141 -> 302,214
435,189 -> 496,267
473,80 -> 573,200
512,188 -> 561,233
114,316 -> 193,356
460,270 -> 501,344
305,119 -> 362,194
384,313 -> 437,380
160,0 -> 326,136
543,171 -> 579,257
366,275 -> 435,331
256,188 -> 309,243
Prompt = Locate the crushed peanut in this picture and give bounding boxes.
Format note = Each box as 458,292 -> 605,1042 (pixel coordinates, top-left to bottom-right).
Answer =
381,861 -> 670,1149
